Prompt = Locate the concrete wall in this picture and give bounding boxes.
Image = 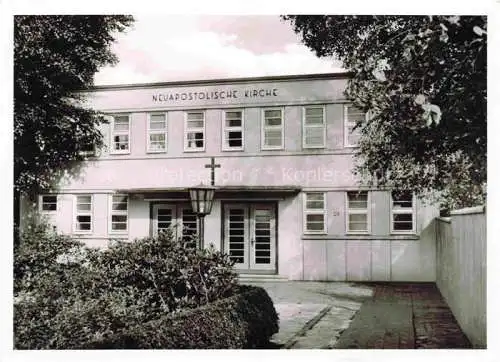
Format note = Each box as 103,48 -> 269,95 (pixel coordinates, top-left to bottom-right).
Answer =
435,206 -> 487,348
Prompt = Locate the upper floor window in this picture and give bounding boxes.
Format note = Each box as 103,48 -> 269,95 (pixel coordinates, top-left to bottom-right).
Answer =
303,106 -> 325,148
303,192 -> 327,234
346,191 -> 370,234
40,195 -> 57,212
184,111 -> 205,152
222,110 -> 244,151
391,191 -> 416,233
110,195 -> 128,233
147,112 -> 167,153
111,115 -> 130,154
75,195 -> 93,233
344,105 -> 364,147
79,142 -> 96,157
262,108 -> 284,150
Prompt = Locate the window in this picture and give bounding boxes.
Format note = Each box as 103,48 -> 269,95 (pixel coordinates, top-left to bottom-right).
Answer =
262,108 -> 284,150
222,110 -> 244,151
346,191 -> 370,233
184,111 -> 205,151
79,142 -> 96,157
40,195 -> 57,211
303,106 -> 325,148
110,195 -> 128,233
391,191 -> 416,233
75,195 -> 92,232
111,115 -> 130,153
147,112 -> 167,152
344,105 -> 364,147
303,192 -> 327,233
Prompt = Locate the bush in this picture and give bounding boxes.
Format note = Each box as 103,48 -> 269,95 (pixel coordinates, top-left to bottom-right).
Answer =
79,286 -> 279,349
89,230 -> 239,313
14,218 -> 86,294
14,226 -> 245,349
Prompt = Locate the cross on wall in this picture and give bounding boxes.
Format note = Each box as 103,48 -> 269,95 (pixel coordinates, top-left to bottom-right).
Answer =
204,157 -> 221,186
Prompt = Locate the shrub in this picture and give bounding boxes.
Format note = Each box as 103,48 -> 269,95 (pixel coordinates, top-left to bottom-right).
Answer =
14,217 -> 86,294
79,286 -> 279,349
14,226 -> 244,349
90,230 -> 239,313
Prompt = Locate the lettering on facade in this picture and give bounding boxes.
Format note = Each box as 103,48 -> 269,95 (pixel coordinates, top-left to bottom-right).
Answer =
152,88 -> 278,102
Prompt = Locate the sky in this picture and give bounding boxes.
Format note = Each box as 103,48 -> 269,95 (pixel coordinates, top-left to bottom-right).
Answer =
94,15 -> 344,85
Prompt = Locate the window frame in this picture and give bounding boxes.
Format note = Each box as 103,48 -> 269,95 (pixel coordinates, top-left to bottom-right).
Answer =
74,194 -> 93,234
147,112 -> 168,153
303,192 -> 327,234
344,104 -> 365,148
110,114 -> 131,154
222,109 -> 245,151
345,191 -> 371,234
109,194 -> 129,234
390,191 -> 417,234
79,143 -> 96,157
184,110 -> 206,152
302,105 -> 326,149
261,107 -> 285,150
39,194 -> 58,212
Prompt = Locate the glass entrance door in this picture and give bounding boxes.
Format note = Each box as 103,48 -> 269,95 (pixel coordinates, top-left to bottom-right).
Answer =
224,203 -> 276,272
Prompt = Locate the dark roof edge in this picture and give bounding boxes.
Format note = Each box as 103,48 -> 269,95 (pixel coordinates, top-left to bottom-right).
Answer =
87,72 -> 353,92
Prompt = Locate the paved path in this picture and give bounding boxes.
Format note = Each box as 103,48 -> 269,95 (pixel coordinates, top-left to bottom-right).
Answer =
334,283 -> 471,349
249,281 -> 472,349
249,281 -> 371,348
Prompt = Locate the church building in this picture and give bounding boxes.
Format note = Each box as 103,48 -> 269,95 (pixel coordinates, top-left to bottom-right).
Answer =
26,73 -> 439,281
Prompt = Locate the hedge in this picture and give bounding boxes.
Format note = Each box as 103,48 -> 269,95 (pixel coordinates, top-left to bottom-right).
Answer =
81,285 -> 279,349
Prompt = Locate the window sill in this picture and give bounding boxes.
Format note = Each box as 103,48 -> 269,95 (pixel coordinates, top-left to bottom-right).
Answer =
302,234 -> 419,241
261,146 -> 285,151
346,231 -> 370,236
146,150 -> 167,154
303,231 -> 328,236
183,149 -> 205,153
302,145 -> 326,150
221,148 -> 244,152
110,151 -> 130,155
390,232 -> 417,236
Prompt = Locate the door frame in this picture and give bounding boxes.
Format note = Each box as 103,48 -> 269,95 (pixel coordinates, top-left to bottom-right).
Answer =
149,201 -> 193,238
221,201 -> 279,275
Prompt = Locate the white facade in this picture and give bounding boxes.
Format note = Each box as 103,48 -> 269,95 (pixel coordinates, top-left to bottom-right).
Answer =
28,73 -> 439,281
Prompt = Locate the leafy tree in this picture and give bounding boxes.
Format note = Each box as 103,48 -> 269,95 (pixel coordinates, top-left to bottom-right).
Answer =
283,15 -> 486,209
14,15 -> 133,231
14,15 -> 133,195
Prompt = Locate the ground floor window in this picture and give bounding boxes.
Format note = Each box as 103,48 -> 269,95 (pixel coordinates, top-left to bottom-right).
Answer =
346,191 -> 370,234
110,195 -> 128,233
303,192 -> 327,233
75,195 -> 92,232
391,191 -> 416,233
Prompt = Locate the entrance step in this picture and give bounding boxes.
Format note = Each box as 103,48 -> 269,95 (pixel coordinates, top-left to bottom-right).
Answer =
238,274 -> 289,283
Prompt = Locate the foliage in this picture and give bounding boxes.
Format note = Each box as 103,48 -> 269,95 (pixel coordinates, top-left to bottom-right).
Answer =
88,230 -> 239,313
13,214 -> 86,295
14,225 -> 241,349
14,15 -> 134,196
76,286 -> 279,349
283,15 -> 486,209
